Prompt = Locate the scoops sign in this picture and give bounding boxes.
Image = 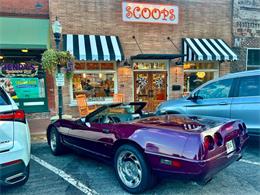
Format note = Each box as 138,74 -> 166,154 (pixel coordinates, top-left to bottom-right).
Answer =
122,2 -> 179,24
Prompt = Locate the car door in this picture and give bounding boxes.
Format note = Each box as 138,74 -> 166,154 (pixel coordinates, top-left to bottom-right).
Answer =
67,114 -> 116,158
0,87 -> 15,152
186,78 -> 234,118
231,75 -> 260,135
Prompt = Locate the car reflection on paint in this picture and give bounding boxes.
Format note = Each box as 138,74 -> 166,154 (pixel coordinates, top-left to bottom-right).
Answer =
47,102 -> 248,194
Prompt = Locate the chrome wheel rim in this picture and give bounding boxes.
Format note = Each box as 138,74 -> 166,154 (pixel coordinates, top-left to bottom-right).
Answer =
50,129 -> 57,151
117,151 -> 142,188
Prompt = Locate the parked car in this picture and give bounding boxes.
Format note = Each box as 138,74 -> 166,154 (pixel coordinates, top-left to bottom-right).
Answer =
0,86 -> 30,186
47,102 -> 248,193
156,70 -> 260,136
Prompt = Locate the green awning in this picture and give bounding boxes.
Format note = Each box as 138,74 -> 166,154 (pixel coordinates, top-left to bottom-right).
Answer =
0,17 -> 50,49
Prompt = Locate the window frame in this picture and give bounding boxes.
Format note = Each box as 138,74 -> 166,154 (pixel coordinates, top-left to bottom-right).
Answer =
69,62 -> 118,106
246,48 -> 260,70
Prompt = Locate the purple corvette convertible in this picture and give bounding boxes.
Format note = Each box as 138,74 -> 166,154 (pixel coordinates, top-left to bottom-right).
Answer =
47,102 -> 248,193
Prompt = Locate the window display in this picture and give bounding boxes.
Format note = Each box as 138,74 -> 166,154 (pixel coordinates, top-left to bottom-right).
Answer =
72,73 -> 115,101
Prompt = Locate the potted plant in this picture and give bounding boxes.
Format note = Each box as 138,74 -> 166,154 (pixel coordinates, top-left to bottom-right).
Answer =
41,49 -> 75,79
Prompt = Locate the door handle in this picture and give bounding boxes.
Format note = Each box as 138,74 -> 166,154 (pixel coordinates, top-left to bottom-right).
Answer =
102,129 -> 110,134
219,102 -> 228,105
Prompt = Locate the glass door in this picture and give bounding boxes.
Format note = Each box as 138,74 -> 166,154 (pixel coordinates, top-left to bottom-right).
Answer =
134,71 -> 167,112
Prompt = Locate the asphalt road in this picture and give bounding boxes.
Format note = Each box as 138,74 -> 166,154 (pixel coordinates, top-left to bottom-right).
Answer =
1,138 -> 260,195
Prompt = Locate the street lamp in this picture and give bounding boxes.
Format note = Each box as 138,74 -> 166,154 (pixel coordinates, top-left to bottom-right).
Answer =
52,16 -> 63,119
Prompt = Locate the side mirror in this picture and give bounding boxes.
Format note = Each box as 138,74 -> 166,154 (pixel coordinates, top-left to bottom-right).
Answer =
188,93 -> 198,102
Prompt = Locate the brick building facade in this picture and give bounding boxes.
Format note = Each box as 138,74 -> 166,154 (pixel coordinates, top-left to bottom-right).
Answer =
47,0 -> 236,116
231,0 -> 260,72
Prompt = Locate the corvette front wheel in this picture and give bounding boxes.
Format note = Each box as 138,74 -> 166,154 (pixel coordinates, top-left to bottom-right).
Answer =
114,144 -> 155,194
49,127 -> 63,156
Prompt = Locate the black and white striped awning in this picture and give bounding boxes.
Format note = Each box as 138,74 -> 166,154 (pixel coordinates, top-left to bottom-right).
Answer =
182,38 -> 238,62
63,34 -> 124,61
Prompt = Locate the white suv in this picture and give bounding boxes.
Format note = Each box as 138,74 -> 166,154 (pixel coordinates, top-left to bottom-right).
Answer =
0,86 -> 30,186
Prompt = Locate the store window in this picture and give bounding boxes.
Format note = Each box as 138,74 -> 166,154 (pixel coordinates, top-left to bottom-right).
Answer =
183,62 -> 219,94
247,48 -> 260,70
72,62 -> 116,102
0,49 -> 48,112
0,59 -> 46,100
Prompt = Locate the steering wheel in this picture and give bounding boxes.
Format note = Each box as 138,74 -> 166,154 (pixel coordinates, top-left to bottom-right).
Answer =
100,115 -> 115,124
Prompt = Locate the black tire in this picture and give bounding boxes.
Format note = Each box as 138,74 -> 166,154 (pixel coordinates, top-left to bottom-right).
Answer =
14,162 -> 30,186
49,127 -> 63,155
114,144 -> 156,194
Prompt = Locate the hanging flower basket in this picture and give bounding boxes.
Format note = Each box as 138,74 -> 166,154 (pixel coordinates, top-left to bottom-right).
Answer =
41,49 -> 75,79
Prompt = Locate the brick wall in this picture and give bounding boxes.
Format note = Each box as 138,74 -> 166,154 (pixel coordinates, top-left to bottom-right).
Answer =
219,62 -> 231,77
49,0 -> 234,112
0,0 -> 49,18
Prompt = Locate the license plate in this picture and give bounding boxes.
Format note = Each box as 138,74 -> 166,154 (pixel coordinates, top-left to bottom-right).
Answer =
226,140 -> 235,154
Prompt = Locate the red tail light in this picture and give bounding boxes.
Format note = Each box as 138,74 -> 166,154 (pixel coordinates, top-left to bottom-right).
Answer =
0,110 -> 25,123
214,132 -> 223,146
204,135 -> 214,150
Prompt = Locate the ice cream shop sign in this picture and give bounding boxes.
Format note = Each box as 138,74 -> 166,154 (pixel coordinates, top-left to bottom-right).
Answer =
122,2 -> 179,24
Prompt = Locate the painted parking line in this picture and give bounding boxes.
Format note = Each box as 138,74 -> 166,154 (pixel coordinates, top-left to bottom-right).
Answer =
240,159 -> 260,166
31,154 -> 98,195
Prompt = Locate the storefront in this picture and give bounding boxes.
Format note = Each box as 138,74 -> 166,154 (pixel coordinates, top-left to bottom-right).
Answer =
62,34 -> 124,105
49,0 -> 238,115
0,17 -> 50,113
182,38 -> 238,94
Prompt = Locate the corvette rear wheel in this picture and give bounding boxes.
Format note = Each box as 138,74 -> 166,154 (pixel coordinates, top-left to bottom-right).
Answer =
49,127 -> 63,156
114,144 -> 155,194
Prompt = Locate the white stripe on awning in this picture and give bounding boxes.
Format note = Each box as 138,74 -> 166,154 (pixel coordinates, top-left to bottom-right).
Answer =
100,35 -> 110,61
194,38 -> 212,60
218,39 -> 238,61
89,35 -> 98,61
78,35 -> 86,60
202,39 -> 221,60
210,39 -> 229,61
186,38 -> 204,60
111,36 -> 121,61
66,34 -> 74,55
184,41 -> 187,62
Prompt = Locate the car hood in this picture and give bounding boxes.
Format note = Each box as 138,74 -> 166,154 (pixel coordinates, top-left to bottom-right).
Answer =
156,98 -> 187,111
132,114 -> 230,133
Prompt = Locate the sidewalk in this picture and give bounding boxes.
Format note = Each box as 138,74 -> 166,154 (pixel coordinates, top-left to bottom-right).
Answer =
28,118 -> 50,143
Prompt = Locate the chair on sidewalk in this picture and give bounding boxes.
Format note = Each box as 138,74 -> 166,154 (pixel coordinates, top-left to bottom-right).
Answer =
76,94 -> 97,117
113,93 -> 125,103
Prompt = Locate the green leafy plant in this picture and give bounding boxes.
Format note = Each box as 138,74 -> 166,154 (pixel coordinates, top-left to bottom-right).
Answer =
41,49 -> 75,79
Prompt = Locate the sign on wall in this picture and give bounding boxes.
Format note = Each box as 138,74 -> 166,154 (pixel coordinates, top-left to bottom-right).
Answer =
122,2 -> 179,24
0,78 -> 40,99
233,0 -> 260,37
0,62 -> 38,77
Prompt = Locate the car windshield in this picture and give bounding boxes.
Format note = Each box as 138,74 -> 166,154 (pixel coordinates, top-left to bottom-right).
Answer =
85,103 -> 146,123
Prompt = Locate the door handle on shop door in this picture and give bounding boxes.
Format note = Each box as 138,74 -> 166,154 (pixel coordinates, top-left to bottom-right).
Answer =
219,102 -> 228,105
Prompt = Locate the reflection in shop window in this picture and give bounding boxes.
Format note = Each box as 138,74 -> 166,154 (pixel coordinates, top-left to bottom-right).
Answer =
72,73 -> 115,101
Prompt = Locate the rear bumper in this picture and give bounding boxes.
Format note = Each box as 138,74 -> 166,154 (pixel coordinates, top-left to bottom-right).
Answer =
146,136 -> 248,182
0,160 -> 29,186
